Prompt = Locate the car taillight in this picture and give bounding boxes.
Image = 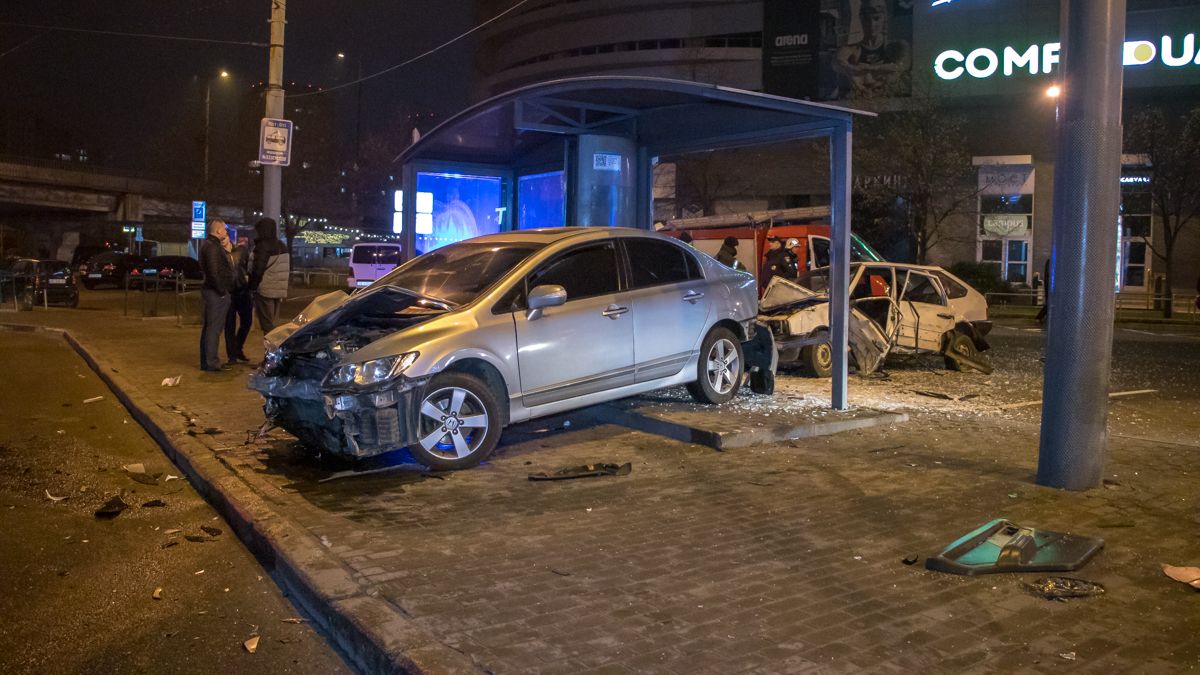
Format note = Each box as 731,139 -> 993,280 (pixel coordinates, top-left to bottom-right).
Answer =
102,263 -> 115,271
131,268 -> 140,275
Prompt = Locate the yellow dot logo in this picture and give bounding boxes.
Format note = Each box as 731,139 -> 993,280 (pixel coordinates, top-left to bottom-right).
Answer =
1124,40 -> 1156,65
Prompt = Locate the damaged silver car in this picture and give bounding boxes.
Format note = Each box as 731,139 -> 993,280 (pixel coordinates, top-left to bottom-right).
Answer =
251,227 -> 759,469
758,263 -> 992,376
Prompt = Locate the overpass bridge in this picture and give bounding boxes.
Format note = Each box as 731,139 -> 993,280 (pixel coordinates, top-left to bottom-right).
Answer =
0,156 -> 251,258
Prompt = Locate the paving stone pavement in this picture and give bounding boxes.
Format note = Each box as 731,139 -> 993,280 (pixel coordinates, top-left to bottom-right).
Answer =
5,302 -> 1200,673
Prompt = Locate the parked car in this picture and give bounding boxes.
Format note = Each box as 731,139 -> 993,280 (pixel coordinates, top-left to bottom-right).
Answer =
138,255 -> 203,291
758,262 -> 991,376
0,258 -> 79,308
347,243 -> 402,289
252,227 -> 760,470
80,251 -> 144,290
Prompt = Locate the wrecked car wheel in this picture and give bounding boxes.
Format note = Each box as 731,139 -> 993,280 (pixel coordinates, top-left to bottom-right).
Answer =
410,373 -> 501,470
943,331 -> 980,372
801,331 -> 833,378
687,327 -> 744,404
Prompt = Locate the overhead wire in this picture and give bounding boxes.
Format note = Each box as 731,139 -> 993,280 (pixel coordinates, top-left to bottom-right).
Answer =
0,21 -> 266,48
289,0 -> 532,98
0,30 -> 46,60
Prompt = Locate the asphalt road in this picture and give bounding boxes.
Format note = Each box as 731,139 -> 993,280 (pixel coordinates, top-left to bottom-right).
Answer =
0,331 -> 351,674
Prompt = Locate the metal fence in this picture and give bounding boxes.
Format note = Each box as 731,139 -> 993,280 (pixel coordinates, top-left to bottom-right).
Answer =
985,289 -> 1199,321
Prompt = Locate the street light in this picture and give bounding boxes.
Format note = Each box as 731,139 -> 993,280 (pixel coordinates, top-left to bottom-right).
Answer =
203,70 -> 233,192
1046,84 -> 1062,97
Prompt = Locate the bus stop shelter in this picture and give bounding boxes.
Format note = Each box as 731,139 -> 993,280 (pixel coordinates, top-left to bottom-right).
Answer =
395,76 -> 871,409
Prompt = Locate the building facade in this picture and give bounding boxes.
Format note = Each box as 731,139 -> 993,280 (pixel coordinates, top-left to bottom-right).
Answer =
475,0 -> 1200,298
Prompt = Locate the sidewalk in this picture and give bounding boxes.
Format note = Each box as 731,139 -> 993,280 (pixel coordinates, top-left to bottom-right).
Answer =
4,301 -> 1200,673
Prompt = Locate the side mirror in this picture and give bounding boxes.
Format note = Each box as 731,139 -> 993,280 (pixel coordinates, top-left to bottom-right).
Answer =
526,284 -> 567,320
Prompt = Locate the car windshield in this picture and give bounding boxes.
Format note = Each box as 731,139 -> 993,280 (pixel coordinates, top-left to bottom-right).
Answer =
376,241 -> 544,307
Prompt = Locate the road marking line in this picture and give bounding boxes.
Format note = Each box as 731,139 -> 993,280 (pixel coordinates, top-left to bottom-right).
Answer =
998,389 -> 1158,410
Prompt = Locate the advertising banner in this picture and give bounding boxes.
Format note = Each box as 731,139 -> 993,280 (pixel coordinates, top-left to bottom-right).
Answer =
763,0 -> 821,99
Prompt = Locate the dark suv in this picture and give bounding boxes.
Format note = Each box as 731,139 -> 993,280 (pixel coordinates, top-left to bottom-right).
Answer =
80,251 -> 144,289
0,259 -> 79,308
139,255 -> 203,291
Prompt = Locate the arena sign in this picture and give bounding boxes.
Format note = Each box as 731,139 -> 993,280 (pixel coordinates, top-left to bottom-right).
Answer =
934,33 -> 1200,80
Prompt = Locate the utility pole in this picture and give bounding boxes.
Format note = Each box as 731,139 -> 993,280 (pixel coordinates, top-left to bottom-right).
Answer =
1037,0 -> 1126,490
262,0 -> 287,223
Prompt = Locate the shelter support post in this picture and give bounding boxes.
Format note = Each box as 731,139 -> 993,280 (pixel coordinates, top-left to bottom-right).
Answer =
401,164 -> 417,262
829,122 -> 851,410
1037,0 -> 1125,490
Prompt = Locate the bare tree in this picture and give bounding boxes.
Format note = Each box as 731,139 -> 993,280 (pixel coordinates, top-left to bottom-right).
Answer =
1125,106 -> 1200,318
854,88 -> 978,264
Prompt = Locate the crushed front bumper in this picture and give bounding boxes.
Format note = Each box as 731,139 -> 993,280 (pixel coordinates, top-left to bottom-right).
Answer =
249,372 -> 432,459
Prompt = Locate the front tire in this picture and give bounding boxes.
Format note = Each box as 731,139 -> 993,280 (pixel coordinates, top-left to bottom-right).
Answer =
801,330 -> 833,378
944,331 -> 979,371
409,372 -> 502,470
687,327 -> 744,404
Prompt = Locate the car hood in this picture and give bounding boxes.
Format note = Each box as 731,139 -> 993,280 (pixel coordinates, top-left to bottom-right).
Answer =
759,276 -> 826,313
279,286 -> 450,357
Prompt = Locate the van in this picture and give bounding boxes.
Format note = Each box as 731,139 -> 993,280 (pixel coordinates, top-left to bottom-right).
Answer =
347,243 -> 402,289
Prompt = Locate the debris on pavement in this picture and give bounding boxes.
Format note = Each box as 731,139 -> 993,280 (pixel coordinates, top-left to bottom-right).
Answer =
141,499 -> 166,508
152,587 -> 163,600
185,534 -> 213,543
1023,576 -> 1106,601
281,617 -> 307,624
913,390 -> 955,400
160,541 -> 179,549
82,396 -> 104,404
44,490 -> 68,502
925,518 -> 1104,576
160,375 -> 182,387
163,528 -> 181,535
94,495 -> 129,519
186,427 -> 224,437
528,462 -> 633,481
164,475 -> 179,482
1161,564 -> 1200,590
200,525 -> 222,537
122,463 -> 159,486
1000,388 -> 1159,410
1059,652 -> 1077,661
243,635 -> 260,654
902,554 -> 919,566
548,567 -> 572,577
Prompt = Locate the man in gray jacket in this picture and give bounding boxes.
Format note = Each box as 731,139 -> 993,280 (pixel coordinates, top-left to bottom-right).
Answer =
249,217 -> 290,334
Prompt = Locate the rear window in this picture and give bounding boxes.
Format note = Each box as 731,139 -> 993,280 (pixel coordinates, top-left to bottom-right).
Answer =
624,238 -> 698,288
352,246 -> 401,265
934,271 -> 971,299
39,261 -> 71,276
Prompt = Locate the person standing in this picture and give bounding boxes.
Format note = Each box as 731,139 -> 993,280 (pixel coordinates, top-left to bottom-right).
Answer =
224,235 -> 253,365
716,236 -> 741,269
249,217 -> 290,335
199,220 -> 235,372
762,236 -> 797,289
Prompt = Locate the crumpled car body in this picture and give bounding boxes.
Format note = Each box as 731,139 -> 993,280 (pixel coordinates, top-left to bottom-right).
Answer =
250,227 -> 759,469
758,262 -> 991,375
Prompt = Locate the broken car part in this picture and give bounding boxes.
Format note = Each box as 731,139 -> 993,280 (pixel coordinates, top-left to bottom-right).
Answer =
528,462 -> 633,481
1023,576 -> 1106,601
925,518 -> 1104,576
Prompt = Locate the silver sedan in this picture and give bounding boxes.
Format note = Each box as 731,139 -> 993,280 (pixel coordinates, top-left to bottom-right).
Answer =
252,227 -> 759,469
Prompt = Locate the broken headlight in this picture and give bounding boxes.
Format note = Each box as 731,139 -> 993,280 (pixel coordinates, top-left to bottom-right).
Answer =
323,352 -> 418,388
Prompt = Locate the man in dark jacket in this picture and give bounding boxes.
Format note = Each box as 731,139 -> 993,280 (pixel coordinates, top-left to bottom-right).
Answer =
716,236 -> 741,269
249,217 -> 290,334
762,236 -> 797,289
199,220 -> 235,371
224,235 -> 253,365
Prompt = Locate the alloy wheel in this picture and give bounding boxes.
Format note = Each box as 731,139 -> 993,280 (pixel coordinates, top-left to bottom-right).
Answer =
706,338 -> 740,395
416,386 -> 490,461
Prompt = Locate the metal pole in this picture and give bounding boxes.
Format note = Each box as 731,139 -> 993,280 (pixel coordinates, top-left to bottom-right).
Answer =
204,82 -> 211,192
829,121 -> 852,410
262,0 -> 287,222
1037,0 -> 1126,490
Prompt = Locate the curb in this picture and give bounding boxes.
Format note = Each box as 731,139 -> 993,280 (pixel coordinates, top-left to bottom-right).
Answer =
594,403 -> 908,450
2,322 -> 480,675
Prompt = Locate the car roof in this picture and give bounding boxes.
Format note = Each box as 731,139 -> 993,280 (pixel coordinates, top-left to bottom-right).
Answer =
467,227 -> 675,245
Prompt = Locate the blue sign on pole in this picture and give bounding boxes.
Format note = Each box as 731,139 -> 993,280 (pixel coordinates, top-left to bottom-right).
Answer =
258,118 -> 293,166
191,200 -> 207,239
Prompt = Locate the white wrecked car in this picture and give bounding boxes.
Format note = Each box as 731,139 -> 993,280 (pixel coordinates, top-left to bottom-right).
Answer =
758,263 -> 992,376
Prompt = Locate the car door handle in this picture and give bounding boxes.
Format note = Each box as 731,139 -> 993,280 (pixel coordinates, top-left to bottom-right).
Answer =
602,305 -> 628,319
937,313 -> 955,320
683,290 -> 705,303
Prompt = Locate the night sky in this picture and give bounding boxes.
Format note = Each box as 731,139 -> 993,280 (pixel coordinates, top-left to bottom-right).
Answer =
0,0 -> 477,171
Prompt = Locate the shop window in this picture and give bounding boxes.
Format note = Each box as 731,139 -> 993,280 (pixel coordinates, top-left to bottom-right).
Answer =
1118,180 -> 1152,289
1123,241 -> 1147,288
414,172 -> 506,253
976,163 -> 1033,285
517,171 -> 565,230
